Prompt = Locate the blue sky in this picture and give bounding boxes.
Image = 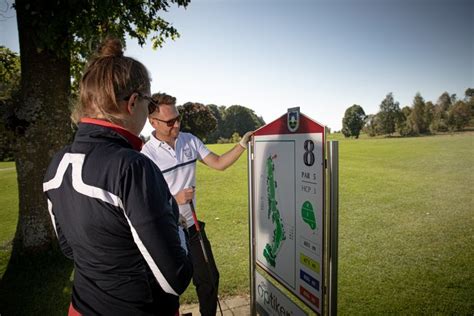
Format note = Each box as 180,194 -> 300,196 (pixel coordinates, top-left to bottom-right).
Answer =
1,0 -> 473,135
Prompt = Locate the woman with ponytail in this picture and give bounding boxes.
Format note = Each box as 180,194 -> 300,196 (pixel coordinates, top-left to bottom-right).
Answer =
43,38 -> 192,315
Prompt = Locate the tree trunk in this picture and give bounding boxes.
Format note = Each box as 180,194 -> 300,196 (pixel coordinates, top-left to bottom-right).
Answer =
12,1 -> 72,256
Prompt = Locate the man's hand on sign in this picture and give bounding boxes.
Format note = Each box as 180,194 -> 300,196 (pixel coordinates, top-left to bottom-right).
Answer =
239,131 -> 255,148
174,187 -> 195,205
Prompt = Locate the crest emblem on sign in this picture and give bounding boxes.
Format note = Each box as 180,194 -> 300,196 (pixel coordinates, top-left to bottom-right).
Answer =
287,107 -> 300,132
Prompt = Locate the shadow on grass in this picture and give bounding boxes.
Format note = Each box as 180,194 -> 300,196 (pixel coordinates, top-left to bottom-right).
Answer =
0,248 -> 73,315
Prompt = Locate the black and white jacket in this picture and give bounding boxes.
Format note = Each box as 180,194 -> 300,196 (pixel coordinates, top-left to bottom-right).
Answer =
43,120 -> 192,315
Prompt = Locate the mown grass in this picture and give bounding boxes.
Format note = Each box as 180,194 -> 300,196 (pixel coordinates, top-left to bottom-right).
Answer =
1,133 -> 473,314
0,162 -> 18,277
336,133 -> 474,314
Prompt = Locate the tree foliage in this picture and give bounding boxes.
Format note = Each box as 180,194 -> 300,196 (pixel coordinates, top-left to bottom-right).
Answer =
0,46 -> 20,161
396,106 -> 413,136
15,1 -> 190,93
164,102 -> 265,143
447,100 -> 471,130
464,88 -> 474,122
365,89 -> 474,138
364,114 -> 382,137
205,105 -> 265,144
221,105 -> 265,139
0,46 -> 21,101
437,91 -> 453,112
342,104 -> 366,138
206,104 -> 226,143
178,102 -> 217,141
465,88 -> 474,98
10,0 -> 189,255
406,93 -> 428,135
424,101 -> 435,131
378,92 -> 401,135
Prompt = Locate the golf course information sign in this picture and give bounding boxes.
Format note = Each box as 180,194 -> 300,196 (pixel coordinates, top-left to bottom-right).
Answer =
249,108 -> 326,315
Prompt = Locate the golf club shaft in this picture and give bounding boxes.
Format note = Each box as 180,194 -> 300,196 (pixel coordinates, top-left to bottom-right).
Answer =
189,200 -> 209,263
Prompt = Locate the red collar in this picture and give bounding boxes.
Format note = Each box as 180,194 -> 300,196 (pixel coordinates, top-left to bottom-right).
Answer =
80,118 -> 143,151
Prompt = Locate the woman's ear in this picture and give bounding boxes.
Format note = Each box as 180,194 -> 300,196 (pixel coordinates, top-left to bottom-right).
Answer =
126,93 -> 138,114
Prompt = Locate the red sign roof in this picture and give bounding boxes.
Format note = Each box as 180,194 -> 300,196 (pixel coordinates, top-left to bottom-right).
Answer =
254,113 -> 325,136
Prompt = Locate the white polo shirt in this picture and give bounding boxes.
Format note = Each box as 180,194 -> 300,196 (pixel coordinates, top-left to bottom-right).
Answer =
141,131 -> 211,228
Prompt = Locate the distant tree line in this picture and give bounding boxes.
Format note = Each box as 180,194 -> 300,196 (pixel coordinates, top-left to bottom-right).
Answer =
342,89 -> 474,138
178,102 -> 265,144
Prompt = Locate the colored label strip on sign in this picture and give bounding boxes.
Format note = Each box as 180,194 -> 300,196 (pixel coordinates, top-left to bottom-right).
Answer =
300,253 -> 320,274
300,269 -> 320,291
300,286 -> 320,308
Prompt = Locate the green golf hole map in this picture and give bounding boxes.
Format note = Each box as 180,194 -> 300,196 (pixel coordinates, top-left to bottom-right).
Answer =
254,140 -> 296,288
263,154 -> 287,267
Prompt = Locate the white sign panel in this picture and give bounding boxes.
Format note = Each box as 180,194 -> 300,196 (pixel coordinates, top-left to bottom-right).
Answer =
252,112 -> 325,314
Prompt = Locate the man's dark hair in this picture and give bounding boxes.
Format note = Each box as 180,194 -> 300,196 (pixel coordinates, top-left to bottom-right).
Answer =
151,93 -> 177,113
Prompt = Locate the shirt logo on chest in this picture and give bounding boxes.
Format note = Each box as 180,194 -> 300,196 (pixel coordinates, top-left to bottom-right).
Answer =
183,147 -> 192,159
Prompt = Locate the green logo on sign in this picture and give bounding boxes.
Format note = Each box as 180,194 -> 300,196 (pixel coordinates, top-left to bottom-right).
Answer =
301,201 -> 316,230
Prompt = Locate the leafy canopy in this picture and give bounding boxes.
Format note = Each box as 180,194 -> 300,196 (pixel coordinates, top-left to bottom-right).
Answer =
14,0 -> 190,91
342,104 -> 366,138
378,92 -> 401,135
178,102 -> 217,140
0,46 -> 20,101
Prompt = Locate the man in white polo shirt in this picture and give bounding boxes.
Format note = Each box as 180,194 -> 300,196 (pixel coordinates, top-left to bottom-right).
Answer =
141,93 -> 252,316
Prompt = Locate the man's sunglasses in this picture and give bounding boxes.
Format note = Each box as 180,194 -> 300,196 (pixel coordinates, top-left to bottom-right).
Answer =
151,115 -> 181,127
123,92 -> 158,114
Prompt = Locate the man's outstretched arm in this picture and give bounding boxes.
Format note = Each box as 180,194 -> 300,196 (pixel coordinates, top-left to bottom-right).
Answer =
201,131 -> 253,171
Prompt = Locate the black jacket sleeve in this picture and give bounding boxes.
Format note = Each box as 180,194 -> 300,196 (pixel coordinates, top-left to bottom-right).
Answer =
120,156 -> 193,296
45,197 -> 74,260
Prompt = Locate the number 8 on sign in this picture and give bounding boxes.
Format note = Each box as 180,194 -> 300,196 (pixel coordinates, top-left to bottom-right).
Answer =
304,140 -> 315,166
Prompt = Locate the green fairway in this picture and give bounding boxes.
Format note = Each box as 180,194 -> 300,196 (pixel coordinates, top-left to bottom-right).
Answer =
336,133 -> 474,314
1,133 -> 473,314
